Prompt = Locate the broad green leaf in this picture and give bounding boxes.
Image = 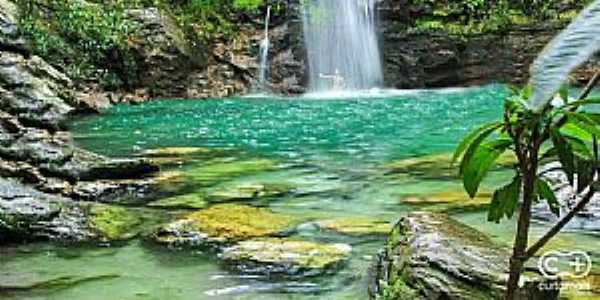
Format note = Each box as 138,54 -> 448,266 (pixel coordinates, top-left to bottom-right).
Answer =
565,112 -> 600,137
561,122 -> 594,142
461,139 -> 512,198
564,135 -> 593,159
575,158 -> 594,193
488,176 -> 521,223
452,122 -> 502,165
534,178 -> 560,217
551,128 -> 575,184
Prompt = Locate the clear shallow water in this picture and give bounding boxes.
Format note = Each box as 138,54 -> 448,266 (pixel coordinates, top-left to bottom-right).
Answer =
3,85 -> 599,299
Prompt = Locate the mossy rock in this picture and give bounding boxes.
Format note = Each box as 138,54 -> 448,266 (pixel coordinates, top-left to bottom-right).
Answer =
153,204 -> 297,248
146,193 -> 207,209
400,190 -> 491,213
369,212 -> 558,300
385,152 -> 515,180
220,238 -> 351,277
314,218 -> 392,236
185,159 -> 278,187
88,204 -> 143,242
208,182 -> 293,203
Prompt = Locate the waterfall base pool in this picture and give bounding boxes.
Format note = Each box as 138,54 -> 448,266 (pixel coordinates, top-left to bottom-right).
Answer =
2,85 -> 598,300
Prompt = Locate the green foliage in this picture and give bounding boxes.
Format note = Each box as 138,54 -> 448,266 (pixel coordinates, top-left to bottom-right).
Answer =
410,0 -> 592,35
488,176 -> 521,223
456,86 -> 598,223
18,0 -> 139,90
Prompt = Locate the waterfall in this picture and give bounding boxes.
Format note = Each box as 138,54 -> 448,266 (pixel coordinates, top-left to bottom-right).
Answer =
257,6 -> 271,90
302,0 -> 383,92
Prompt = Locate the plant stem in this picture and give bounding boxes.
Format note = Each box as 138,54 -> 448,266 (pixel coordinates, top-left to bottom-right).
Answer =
505,138 -> 540,300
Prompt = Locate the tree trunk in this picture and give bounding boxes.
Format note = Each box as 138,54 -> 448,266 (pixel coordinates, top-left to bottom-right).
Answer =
504,154 -> 537,300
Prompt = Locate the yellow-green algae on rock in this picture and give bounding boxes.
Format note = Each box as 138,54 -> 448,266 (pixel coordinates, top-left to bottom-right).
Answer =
154,204 -> 298,247
88,204 -> 143,241
220,238 -> 352,277
400,190 -> 492,213
315,218 -> 392,236
384,152 -> 515,180
185,159 -> 278,186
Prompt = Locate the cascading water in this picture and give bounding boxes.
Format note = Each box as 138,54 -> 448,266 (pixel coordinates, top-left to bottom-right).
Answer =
302,0 -> 383,92
257,6 -> 271,90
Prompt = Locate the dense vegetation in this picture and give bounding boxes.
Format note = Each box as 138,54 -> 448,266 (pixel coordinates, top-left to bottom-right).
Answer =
16,0 -> 264,90
410,0 -> 592,34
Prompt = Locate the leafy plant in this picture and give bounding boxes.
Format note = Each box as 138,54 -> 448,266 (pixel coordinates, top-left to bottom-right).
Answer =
454,1 -> 600,299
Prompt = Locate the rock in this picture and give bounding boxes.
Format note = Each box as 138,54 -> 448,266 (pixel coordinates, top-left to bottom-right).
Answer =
185,159 -> 277,187
0,178 -> 144,243
220,238 -> 351,277
400,190 -> 492,213
0,52 -> 74,130
124,7 -> 205,98
70,179 -> 157,204
153,203 -> 297,248
313,218 -> 393,236
42,149 -> 158,182
147,193 -> 207,209
532,163 -> 600,231
86,204 -> 143,242
208,182 -> 292,202
368,212 -> 558,300
384,152 -> 515,180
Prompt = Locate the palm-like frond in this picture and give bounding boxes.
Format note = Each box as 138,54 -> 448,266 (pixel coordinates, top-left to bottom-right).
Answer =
527,0 -> 600,112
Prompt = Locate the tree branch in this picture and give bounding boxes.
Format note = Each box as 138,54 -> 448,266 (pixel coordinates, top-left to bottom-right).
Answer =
524,187 -> 597,260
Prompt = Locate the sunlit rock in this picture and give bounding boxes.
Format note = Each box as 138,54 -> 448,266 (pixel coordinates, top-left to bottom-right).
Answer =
153,204 -> 297,248
220,238 -> 351,277
313,218 -> 392,236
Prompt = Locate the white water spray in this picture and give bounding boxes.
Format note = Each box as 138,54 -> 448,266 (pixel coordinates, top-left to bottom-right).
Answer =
257,6 -> 271,90
302,0 -> 383,92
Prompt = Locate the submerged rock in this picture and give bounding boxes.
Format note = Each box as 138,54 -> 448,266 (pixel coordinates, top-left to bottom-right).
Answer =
153,204 -> 297,248
369,212 -> 557,300
400,190 -> 491,213
220,238 -> 351,277
384,152 -> 515,180
185,159 -> 277,187
313,218 -> 392,236
147,193 -> 207,209
208,182 -> 292,203
87,204 -> 143,242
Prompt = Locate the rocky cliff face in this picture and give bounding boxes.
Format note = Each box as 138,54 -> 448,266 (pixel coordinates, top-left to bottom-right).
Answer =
0,0 -> 158,243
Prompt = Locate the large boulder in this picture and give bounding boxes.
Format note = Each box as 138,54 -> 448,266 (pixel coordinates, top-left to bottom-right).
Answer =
368,212 -> 558,300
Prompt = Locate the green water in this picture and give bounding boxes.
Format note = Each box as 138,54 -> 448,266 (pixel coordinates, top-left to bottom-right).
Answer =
2,85 -> 598,299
